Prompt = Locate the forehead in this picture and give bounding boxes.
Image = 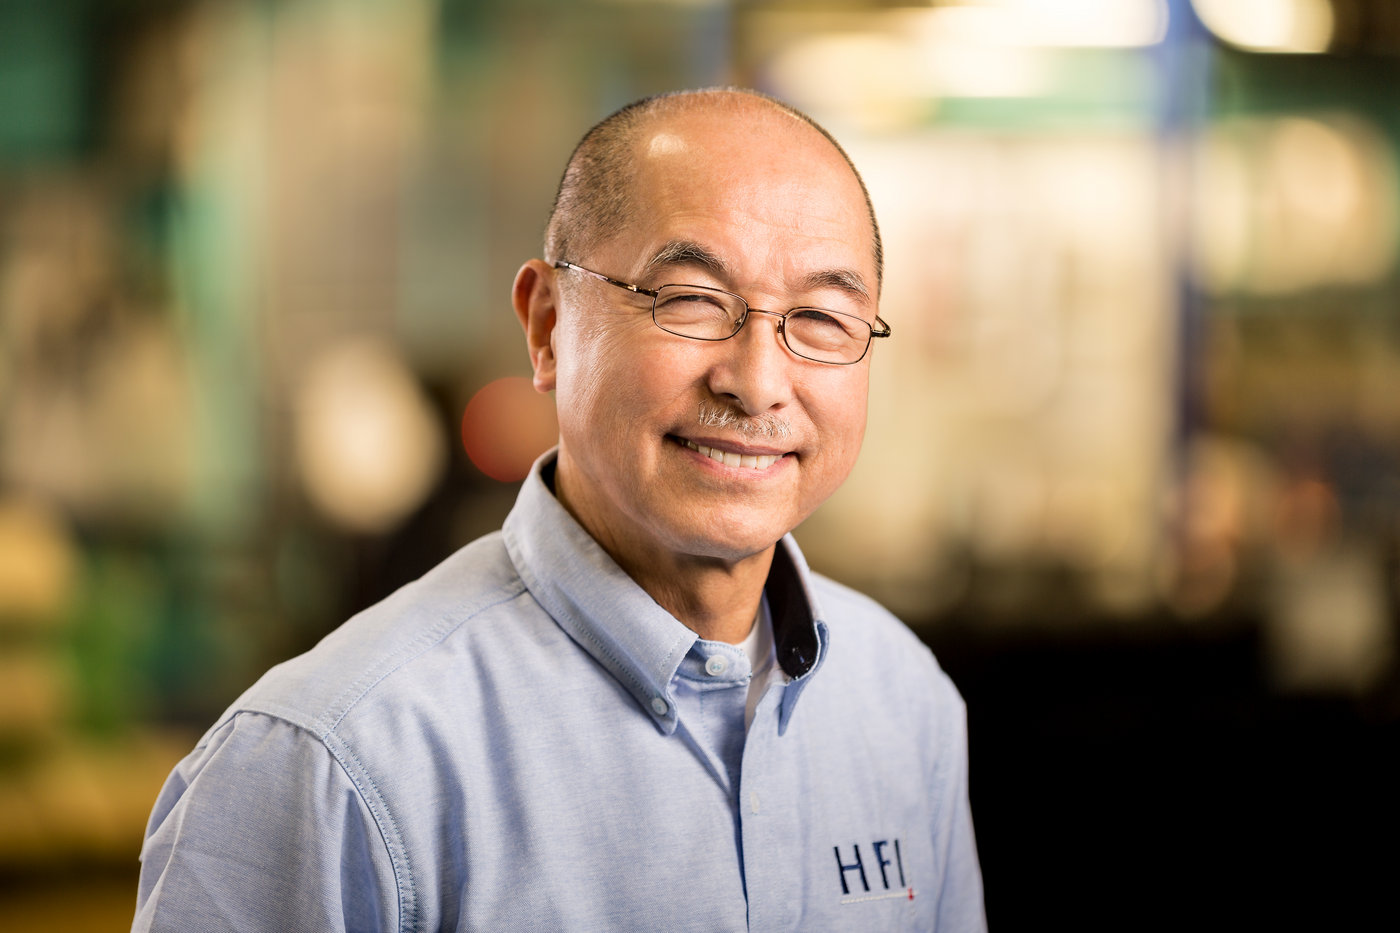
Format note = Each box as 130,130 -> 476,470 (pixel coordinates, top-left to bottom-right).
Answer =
608,105 -> 877,288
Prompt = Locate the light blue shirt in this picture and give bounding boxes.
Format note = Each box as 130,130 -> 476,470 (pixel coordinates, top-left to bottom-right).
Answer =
135,454 -> 985,931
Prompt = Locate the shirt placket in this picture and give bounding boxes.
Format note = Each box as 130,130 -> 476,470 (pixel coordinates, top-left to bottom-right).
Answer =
671,640 -> 752,803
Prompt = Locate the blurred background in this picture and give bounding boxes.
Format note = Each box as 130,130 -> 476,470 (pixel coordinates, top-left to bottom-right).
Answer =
1,0 -> 1397,928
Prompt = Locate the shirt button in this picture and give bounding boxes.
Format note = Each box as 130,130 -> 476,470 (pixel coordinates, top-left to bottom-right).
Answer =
650,697 -> 669,716
704,655 -> 729,676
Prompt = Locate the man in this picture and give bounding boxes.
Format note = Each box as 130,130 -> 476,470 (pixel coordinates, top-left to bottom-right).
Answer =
134,88 -> 985,931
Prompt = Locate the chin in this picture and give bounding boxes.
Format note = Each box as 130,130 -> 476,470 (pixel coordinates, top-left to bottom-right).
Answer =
664,515 -> 791,564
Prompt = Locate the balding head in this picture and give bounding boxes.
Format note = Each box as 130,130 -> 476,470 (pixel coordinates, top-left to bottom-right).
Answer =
544,88 -> 883,293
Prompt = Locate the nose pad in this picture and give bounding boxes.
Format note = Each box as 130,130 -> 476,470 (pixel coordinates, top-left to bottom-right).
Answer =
742,307 -> 787,344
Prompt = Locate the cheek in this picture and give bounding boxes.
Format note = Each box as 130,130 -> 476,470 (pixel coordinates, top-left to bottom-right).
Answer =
809,375 -> 870,464
579,332 -> 710,408
634,340 -> 714,402
554,324 -> 679,435
553,315 -> 622,402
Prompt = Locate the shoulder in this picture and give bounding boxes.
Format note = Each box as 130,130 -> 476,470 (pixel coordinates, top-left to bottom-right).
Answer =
213,531 -> 533,741
136,709 -> 402,931
808,571 -> 965,708
809,572 -> 940,661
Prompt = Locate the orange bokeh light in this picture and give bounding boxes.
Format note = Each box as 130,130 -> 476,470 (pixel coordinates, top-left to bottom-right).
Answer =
460,377 -> 558,482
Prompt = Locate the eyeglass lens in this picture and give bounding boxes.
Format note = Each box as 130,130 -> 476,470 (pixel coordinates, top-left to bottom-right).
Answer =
652,285 -> 870,364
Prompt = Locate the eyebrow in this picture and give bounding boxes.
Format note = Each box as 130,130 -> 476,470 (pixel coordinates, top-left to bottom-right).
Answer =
642,240 -> 732,280
801,268 -> 871,302
643,239 -> 871,302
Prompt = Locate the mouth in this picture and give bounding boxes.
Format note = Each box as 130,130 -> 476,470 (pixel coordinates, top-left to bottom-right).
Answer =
668,434 -> 789,471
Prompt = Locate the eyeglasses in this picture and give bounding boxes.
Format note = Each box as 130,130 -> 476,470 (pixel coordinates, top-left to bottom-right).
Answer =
552,260 -> 891,365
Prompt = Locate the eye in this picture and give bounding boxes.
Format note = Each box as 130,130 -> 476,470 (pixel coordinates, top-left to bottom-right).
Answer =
661,291 -> 725,308
657,286 -> 724,302
785,308 -> 868,355
655,282 -> 744,330
789,308 -> 856,334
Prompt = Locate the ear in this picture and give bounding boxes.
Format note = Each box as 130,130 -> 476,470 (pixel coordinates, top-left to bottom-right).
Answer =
512,259 -> 559,393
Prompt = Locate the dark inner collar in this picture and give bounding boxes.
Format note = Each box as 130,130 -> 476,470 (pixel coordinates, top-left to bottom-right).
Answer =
767,542 -> 819,678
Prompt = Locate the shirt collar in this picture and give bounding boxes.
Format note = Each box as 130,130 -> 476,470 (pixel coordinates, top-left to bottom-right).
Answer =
766,526 -> 827,735
502,450 -> 827,736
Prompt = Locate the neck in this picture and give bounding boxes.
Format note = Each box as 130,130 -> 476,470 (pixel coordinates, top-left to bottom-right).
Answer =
619,547 -> 774,644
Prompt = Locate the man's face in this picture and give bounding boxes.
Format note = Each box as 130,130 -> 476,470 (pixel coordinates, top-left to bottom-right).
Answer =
542,104 -> 880,569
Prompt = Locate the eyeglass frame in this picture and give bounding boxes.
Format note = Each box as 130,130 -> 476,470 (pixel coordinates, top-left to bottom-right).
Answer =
551,260 -> 891,365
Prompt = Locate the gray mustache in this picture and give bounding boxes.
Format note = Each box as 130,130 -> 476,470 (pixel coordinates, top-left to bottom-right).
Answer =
697,403 -> 792,440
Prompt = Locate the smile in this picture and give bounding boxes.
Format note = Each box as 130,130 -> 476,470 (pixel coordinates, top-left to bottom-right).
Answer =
681,438 -> 780,471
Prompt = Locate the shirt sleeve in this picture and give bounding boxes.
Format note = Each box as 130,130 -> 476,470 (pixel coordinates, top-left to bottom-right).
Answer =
933,679 -> 989,933
133,711 -> 399,933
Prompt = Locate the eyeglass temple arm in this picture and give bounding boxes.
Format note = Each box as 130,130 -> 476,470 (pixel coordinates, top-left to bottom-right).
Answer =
553,260 -> 661,297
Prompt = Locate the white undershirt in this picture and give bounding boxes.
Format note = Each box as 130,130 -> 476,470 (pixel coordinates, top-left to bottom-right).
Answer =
739,595 -> 780,730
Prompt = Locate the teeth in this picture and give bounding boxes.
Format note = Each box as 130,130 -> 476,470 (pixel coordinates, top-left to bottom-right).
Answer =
684,439 -> 779,470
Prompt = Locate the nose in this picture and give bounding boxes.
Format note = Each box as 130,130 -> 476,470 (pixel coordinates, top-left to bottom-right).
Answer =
706,308 -> 795,416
